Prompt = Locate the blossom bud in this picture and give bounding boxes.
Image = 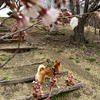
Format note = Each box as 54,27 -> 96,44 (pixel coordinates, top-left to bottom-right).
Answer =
65,11 -> 72,16
35,89 -> 39,92
59,18 -> 62,22
65,17 -> 69,21
32,81 -> 35,84
97,13 -> 100,19
55,21 -> 59,25
94,11 -> 98,16
53,79 -> 56,82
50,80 -> 53,83
50,24 -> 53,27
72,82 -> 75,86
35,82 -> 37,84
48,30 -> 50,32
36,19 -> 40,21
76,15 -> 80,18
40,93 -> 44,97
57,3 -> 61,9
38,83 -> 41,87
54,0 -> 57,4
62,0 -> 66,7
71,74 -> 74,79
63,22 -> 67,27
65,79 -> 69,82
32,91 -> 35,95
22,31 -> 26,34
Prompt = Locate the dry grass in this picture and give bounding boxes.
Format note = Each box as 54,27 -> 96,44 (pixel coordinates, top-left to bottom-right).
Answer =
0,18 -> 100,100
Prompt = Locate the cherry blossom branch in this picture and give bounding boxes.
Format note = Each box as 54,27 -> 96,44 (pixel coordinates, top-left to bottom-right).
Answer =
0,21 -> 42,40
0,41 -> 20,68
58,11 -> 96,19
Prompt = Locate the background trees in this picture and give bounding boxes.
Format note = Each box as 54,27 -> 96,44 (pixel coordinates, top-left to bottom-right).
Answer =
67,0 -> 100,43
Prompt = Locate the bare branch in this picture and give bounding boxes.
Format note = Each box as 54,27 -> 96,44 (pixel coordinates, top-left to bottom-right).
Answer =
0,41 -> 20,68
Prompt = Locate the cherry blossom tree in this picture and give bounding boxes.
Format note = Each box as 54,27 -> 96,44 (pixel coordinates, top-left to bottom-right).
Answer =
67,0 -> 100,44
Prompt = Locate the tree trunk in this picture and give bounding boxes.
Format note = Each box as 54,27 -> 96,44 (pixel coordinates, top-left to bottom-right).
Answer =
74,18 -> 86,44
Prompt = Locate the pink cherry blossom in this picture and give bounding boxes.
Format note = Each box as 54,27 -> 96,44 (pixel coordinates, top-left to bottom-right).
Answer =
22,3 -> 40,18
16,15 -> 29,27
70,17 -> 78,29
22,0 -> 43,19
13,8 -> 29,27
71,74 -> 74,79
42,8 -> 59,26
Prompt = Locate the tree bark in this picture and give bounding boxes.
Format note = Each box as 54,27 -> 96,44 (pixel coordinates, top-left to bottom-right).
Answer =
74,17 -> 85,44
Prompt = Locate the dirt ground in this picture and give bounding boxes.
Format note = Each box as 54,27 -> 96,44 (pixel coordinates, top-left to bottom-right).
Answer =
0,18 -> 100,100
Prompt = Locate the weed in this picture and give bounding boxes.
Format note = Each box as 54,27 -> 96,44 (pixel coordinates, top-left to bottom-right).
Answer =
96,62 -> 99,63
51,92 -> 70,100
69,57 -> 74,60
42,58 -> 45,59
80,47 -> 85,50
85,68 -> 90,71
30,49 -> 34,51
86,42 -> 97,47
3,77 -> 8,80
85,58 -> 96,61
76,61 -> 80,63
0,58 -> 7,61
58,50 -> 63,53
74,78 -> 77,80
47,63 -> 54,68
73,92 -> 81,98
96,51 -> 100,53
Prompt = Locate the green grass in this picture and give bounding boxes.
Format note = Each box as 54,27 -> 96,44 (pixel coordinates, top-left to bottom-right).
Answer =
73,92 -> 81,98
47,63 -> 54,68
0,58 -> 7,61
51,92 -> 70,100
42,58 -> 45,59
85,68 -> 90,71
69,57 -> 74,60
86,42 -> 97,47
76,61 -> 80,63
96,62 -> 99,63
96,51 -> 100,53
85,58 -> 96,61
3,77 -> 8,80
58,50 -> 63,53
80,47 -> 85,50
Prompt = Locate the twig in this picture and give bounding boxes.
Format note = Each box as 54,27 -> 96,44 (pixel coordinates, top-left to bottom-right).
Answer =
0,21 -> 42,40
0,16 -> 12,26
35,26 -> 44,30
0,42 -> 20,68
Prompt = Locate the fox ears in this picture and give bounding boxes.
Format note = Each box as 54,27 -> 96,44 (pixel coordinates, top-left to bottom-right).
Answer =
55,60 -> 60,65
